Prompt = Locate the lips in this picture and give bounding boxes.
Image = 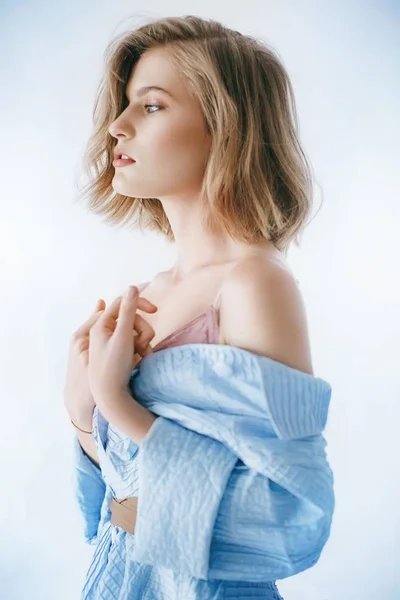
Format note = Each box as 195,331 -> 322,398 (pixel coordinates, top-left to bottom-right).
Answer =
113,147 -> 135,160
113,156 -> 136,168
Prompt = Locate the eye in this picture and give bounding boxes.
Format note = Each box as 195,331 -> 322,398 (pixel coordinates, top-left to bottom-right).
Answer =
144,104 -> 162,114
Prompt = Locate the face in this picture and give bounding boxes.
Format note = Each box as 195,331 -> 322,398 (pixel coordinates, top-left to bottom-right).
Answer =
108,47 -> 211,201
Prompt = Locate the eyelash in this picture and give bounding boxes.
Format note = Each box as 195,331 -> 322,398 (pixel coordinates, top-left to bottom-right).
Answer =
144,104 -> 162,114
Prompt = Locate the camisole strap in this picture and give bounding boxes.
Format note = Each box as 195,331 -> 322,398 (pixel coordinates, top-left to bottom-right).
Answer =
210,258 -> 244,312
211,286 -> 223,311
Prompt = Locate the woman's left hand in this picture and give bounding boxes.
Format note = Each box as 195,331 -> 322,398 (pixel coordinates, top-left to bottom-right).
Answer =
88,286 -> 157,403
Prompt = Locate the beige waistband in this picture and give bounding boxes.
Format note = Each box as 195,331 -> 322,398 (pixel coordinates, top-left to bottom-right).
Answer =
109,497 -> 138,534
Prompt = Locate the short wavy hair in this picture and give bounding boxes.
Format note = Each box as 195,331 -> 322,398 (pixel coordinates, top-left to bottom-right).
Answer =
76,15 -> 320,254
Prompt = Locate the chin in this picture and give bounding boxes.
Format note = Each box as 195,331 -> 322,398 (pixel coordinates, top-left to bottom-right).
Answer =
112,183 -> 148,199
112,174 -> 161,199
112,177 -> 134,194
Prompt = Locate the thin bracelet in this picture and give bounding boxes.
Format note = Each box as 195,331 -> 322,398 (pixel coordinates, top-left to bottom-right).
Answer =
70,419 -> 92,434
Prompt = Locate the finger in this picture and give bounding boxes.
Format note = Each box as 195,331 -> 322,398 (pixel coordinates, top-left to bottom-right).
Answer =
137,296 -> 158,314
95,298 -> 106,312
100,293 -> 158,322
116,293 -> 157,314
133,313 -> 155,354
96,296 -> 157,339
73,299 -> 107,338
74,290 -> 153,333
142,342 -> 153,355
113,287 -> 140,336
101,293 -> 129,325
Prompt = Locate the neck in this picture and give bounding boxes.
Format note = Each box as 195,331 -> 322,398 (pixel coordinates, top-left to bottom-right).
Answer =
159,198 -> 273,279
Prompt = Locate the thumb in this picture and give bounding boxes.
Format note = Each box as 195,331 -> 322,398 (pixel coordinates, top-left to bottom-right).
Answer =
115,286 -> 138,333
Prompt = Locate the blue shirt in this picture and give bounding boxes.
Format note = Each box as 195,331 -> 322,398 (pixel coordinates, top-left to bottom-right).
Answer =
74,343 -> 334,599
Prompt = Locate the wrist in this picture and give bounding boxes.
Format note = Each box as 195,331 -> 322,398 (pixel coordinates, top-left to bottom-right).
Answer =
93,388 -> 130,413
69,407 -> 95,432
71,418 -> 92,434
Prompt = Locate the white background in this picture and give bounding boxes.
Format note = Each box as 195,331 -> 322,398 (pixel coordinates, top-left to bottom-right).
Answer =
0,1 -> 399,598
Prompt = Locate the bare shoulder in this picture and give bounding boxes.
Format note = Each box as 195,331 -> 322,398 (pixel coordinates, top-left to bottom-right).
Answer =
219,252 -> 314,375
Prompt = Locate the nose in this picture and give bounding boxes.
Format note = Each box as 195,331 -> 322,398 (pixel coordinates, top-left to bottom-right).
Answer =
108,113 -> 131,139
108,120 -> 125,139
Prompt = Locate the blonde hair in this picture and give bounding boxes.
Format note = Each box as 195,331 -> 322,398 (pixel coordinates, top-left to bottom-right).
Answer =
76,15 -> 320,254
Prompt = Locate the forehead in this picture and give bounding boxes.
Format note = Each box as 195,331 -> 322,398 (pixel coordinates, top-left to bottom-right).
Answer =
126,47 -> 182,98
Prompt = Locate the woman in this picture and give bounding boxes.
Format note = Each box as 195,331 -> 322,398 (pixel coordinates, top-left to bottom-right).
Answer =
64,15 -> 333,600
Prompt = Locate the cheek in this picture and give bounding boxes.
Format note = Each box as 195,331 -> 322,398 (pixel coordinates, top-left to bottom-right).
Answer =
144,117 -> 209,159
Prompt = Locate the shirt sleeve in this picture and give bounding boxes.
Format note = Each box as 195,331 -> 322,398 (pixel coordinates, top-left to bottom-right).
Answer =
130,359 -> 334,582
73,435 -> 107,546
132,418 -> 333,581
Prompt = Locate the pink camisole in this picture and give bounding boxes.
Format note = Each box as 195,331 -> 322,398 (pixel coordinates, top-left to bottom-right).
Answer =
137,281 -> 222,353
136,281 -> 245,466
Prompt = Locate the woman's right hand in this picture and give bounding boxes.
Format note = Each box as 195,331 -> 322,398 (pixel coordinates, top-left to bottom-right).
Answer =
63,294 -> 157,429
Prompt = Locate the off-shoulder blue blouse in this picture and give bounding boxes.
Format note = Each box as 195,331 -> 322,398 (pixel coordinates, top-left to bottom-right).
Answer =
73,344 -> 334,599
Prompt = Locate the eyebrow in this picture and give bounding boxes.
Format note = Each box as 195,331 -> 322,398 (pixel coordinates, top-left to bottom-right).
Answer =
126,85 -> 173,100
